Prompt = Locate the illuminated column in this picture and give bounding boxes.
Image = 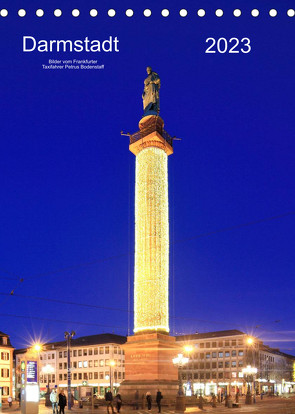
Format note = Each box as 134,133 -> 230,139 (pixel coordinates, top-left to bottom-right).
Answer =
129,116 -> 173,334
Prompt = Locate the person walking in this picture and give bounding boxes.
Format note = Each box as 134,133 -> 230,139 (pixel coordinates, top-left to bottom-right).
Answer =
146,392 -> 152,411
115,393 -> 122,413
50,389 -> 59,414
8,396 -> 12,407
58,390 -> 67,414
105,390 -> 115,414
156,390 -> 163,413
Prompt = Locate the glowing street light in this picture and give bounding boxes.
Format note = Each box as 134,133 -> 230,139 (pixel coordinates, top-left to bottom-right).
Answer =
33,344 -> 42,352
242,365 -> 258,404
247,337 -> 254,345
173,353 -> 189,413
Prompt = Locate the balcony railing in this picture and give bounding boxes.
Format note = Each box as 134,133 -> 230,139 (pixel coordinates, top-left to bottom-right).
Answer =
129,117 -> 173,148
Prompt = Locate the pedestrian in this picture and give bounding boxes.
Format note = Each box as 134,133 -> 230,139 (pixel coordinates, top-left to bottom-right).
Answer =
18,391 -> 21,407
134,390 -> 139,410
58,389 -> 67,414
220,392 -> 223,402
260,392 -> 263,400
235,392 -> 239,403
105,389 -> 115,414
8,396 -> 12,407
156,390 -> 163,413
115,393 -> 122,413
146,392 -> 152,411
211,394 -> 217,408
50,389 -> 59,414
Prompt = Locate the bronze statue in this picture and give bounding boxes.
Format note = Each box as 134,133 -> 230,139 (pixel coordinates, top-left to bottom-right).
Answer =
142,67 -> 160,115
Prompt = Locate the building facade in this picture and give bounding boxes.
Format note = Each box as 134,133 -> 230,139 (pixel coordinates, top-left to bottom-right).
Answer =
176,330 -> 295,396
0,331 -> 14,400
15,333 -> 126,398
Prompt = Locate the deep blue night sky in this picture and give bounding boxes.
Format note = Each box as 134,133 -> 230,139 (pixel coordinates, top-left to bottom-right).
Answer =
0,0 -> 295,353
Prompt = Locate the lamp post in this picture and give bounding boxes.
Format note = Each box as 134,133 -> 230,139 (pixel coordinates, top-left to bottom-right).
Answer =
183,346 -> 194,396
242,366 -> 257,404
173,353 -> 189,413
109,360 -> 116,394
64,331 -> 75,410
42,364 -> 54,406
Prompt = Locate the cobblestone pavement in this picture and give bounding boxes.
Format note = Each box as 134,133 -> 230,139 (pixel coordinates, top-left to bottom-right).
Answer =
1,398 -> 295,414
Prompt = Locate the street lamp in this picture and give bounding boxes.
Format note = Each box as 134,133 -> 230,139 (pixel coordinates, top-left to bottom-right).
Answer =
42,364 -> 54,406
173,353 -> 189,413
109,360 -> 116,394
242,365 -> 257,404
183,346 -> 194,396
64,331 -> 75,410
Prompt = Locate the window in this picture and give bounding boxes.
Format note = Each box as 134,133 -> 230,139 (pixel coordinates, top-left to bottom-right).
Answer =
206,373 -> 210,379
1,369 -> 9,378
118,372 -> 122,379
114,347 -> 117,354
194,363 -> 198,369
225,341 -> 229,347
105,359 -> 110,366
59,352 -> 62,358
238,372 -> 244,378
89,373 -> 93,379
224,372 -> 230,379
225,361 -> 230,368
59,363 -> 62,369
89,361 -> 92,368
99,372 -> 103,379
218,352 -> 223,358
200,353 -> 204,359
74,373 -> 77,380
206,342 -> 210,348
73,350 -> 77,357
99,360 -> 104,367
118,360 -> 121,367
118,348 -> 121,354
212,342 -> 217,348
79,373 -> 82,380
205,362 -> 210,369
94,372 -> 98,379
1,352 -> 9,360
52,375 -> 55,382
99,347 -> 104,354
225,352 -> 230,357
40,355 -> 43,360
232,361 -> 236,367
48,354 -> 51,360
64,363 -> 67,369
105,347 -> 109,354
73,362 -> 77,368
89,349 -> 93,356
206,353 -> 210,359
64,351 -> 67,358
238,361 -> 243,367
200,343 -> 204,349
232,351 -> 236,357
218,372 -> 223,379
238,350 -> 243,356
59,374 -> 62,381
200,373 -> 204,379
212,352 -> 217,358
52,354 -> 55,359
2,337 -> 7,345
94,360 -> 98,367
200,362 -> 204,369
212,372 -> 216,379
83,373 -> 87,380
83,349 -> 87,356
218,341 -> 223,347
232,372 -> 237,378
94,348 -> 98,355
78,362 -> 82,368
64,374 -> 67,380
78,350 -> 82,356
212,362 -> 216,369
232,340 -> 236,346
194,373 -> 198,379
218,362 -> 223,368
83,361 -> 88,368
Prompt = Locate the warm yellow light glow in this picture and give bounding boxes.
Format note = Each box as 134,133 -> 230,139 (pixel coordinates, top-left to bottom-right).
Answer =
110,360 -> 116,367
33,343 -> 42,352
134,147 -> 169,334
247,337 -> 254,345
184,345 -> 194,354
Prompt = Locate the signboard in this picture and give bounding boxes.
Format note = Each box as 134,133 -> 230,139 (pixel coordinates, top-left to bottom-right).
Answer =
26,361 -> 38,383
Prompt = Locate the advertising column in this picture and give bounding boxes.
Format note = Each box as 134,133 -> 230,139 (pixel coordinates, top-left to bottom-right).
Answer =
21,359 -> 39,414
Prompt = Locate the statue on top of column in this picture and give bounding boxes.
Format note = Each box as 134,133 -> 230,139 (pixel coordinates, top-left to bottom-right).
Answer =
142,67 -> 160,116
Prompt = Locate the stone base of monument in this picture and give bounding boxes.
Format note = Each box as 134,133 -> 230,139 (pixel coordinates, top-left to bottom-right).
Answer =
175,395 -> 186,413
119,332 -> 180,406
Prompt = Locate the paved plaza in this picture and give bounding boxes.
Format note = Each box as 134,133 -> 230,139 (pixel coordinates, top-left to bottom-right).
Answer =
1,397 -> 295,414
